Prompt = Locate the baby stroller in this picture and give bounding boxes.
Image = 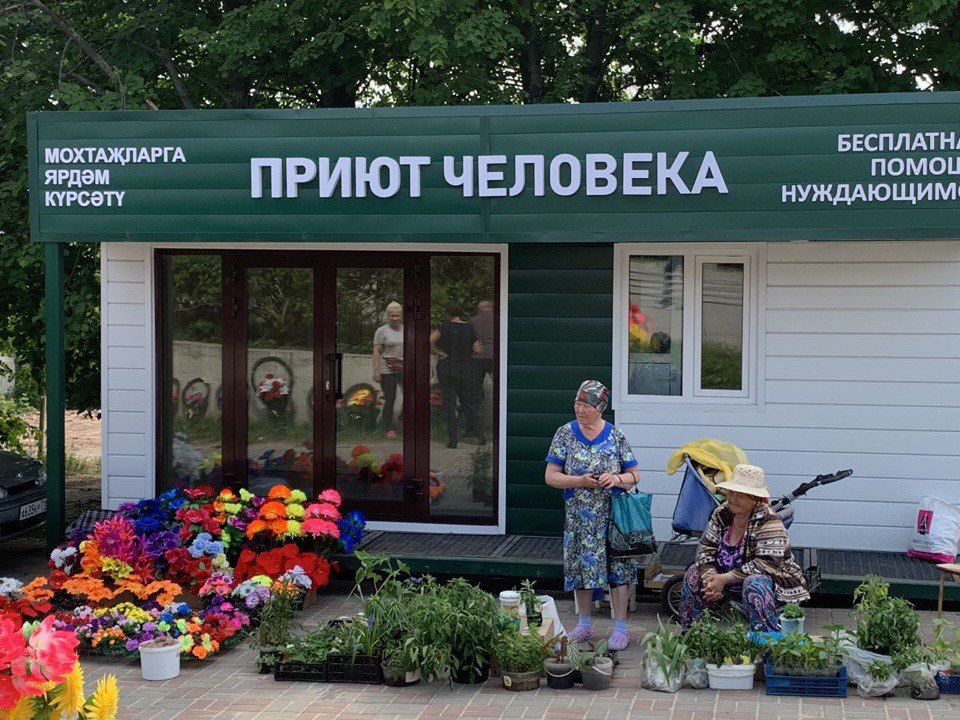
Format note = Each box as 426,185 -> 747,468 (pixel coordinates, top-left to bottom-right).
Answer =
651,455 -> 853,620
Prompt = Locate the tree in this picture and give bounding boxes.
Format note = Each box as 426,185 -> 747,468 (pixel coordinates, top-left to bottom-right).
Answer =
0,0 -> 943,419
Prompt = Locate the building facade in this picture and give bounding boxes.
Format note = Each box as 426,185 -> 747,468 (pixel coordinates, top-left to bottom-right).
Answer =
29,93 -> 960,551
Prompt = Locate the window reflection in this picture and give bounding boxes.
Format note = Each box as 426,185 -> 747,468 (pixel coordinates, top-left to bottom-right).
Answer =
701,262 -> 744,391
159,255 -> 223,491
628,256 -> 683,395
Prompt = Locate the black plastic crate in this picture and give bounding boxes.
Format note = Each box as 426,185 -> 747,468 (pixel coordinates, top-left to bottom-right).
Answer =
274,661 -> 328,682
325,654 -> 383,684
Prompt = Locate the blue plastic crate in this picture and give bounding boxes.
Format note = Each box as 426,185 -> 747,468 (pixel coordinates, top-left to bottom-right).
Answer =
936,673 -> 960,694
764,663 -> 848,698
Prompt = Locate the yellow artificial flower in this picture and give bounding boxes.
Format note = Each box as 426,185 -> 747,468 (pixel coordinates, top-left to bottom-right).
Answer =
86,675 -> 119,720
285,520 -> 302,537
0,697 -> 34,720
53,662 -> 86,716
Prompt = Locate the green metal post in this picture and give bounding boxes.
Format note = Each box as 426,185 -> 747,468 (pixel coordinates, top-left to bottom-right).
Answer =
45,242 -> 66,549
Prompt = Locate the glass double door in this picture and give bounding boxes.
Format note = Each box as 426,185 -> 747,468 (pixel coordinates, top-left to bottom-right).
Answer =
237,254 -> 427,519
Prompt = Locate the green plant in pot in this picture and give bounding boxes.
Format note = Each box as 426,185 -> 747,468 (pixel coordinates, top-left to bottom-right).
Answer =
853,576 -> 920,656
519,579 -> 542,628
253,580 -> 301,673
696,614 -> 759,690
640,618 -> 688,692
858,659 -> 898,698
495,628 -> 550,691
442,578 -> 500,684
779,602 -> 805,635
544,636 -> 574,689
569,640 -> 614,691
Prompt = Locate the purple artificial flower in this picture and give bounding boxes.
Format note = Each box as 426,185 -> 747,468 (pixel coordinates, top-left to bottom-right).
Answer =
126,639 -> 140,652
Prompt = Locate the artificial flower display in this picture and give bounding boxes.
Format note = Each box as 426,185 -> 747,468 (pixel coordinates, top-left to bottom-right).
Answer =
0,483 -> 364,666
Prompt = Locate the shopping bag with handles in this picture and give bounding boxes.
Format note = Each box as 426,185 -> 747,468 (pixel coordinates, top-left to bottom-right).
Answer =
608,488 -> 657,558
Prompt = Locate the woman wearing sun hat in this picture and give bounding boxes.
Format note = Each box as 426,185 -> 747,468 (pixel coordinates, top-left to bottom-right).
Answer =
679,463 -> 810,632
544,380 -> 640,651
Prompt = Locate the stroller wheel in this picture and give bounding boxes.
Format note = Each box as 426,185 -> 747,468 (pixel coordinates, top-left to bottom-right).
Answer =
660,574 -> 684,621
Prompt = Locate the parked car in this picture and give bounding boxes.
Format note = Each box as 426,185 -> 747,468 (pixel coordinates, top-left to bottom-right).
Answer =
0,451 -> 46,540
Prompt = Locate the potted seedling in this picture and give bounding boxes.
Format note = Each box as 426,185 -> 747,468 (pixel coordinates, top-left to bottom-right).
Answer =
254,582 -> 301,674
495,628 -> 550,691
274,627 -> 335,682
764,630 -> 847,698
570,640 -> 614,691
858,660 -> 898,698
779,602 -> 805,635
700,618 -> 759,690
519,579 -> 542,628
381,640 -> 422,687
640,618 -> 688,693
544,636 -> 574,689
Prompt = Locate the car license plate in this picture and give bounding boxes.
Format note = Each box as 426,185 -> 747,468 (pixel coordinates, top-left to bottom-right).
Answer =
19,499 -> 46,521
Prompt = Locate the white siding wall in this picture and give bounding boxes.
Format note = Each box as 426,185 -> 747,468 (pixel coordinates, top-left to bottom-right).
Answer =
101,243 -> 153,509
617,241 -> 960,552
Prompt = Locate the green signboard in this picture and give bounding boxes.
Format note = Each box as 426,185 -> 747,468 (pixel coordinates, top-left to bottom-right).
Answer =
27,92 -> 960,243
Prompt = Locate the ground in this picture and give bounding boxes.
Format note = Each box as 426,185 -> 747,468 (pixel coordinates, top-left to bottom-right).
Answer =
1,558 -> 948,720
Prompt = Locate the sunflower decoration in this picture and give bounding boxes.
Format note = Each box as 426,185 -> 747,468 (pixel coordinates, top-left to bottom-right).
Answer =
52,662 -> 86,717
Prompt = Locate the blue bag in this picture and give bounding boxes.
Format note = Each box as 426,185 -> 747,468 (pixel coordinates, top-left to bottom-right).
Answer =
608,488 -> 657,558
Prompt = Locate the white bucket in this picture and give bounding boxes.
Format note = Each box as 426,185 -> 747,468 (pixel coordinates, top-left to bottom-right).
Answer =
500,590 -> 522,630
706,663 -> 755,690
139,639 -> 182,681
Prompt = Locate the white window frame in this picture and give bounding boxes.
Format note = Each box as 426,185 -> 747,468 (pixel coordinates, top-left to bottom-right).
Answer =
612,243 -> 765,410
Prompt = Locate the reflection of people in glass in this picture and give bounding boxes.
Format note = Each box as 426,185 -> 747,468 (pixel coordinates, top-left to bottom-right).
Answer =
373,301 -> 403,437
470,299 -> 495,444
431,304 -> 481,449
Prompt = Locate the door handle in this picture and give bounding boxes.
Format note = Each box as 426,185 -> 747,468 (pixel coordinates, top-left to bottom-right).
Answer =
326,353 -> 344,400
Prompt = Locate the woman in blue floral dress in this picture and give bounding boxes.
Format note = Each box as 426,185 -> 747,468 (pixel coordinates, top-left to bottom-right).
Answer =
545,380 -> 640,651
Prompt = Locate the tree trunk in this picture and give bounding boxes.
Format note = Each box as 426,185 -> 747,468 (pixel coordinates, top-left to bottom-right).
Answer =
518,0 -> 544,103
580,1 -> 610,103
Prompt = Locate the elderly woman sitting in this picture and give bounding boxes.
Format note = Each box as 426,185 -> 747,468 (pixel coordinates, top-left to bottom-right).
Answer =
679,464 -> 809,632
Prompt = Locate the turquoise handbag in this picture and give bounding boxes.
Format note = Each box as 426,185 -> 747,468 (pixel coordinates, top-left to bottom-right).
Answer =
608,488 -> 657,558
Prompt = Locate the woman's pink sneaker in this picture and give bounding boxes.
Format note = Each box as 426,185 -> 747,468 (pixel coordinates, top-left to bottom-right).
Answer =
608,630 -> 629,651
567,624 -> 593,643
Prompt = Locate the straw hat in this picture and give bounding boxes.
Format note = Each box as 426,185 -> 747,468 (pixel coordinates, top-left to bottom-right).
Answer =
715,464 -> 770,499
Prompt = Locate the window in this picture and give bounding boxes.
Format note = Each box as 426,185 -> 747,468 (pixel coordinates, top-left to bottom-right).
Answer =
617,245 -> 761,404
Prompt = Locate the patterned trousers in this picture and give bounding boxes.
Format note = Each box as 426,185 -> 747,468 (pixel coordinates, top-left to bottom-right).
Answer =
679,565 -> 781,632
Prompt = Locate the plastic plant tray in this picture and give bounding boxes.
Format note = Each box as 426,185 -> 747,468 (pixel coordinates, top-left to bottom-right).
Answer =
764,662 -> 848,698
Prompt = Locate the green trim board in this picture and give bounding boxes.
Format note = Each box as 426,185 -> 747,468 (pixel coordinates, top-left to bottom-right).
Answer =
44,243 -> 65,548
27,92 -> 960,244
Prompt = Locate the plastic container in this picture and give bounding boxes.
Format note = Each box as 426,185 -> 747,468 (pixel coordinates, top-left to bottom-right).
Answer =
500,590 -> 522,631
382,665 -> 421,687
582,657 -> 614,691
707,663 -> 756,690
764,662 -> 847,697
139,638 -> 181,681
274,661 -> 327,682
936,672 -> 960,694
502,670 -> 541,691
779,616 -> 805,635
545,660 -> 575,689
326,654 -> 383,684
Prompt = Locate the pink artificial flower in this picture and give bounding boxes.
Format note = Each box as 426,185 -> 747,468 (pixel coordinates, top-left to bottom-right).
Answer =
317,503 -> 341,522
301,518 -> 340,539
26,616 -> 79,684
0,674 -> 19,710
0,617 -> 25,670
317,489 -> 342,507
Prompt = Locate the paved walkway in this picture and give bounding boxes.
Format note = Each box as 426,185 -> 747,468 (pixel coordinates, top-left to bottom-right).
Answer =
80,587 -> 960,720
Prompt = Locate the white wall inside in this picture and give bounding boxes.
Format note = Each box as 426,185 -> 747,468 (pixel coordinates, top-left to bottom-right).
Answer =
615,240 -> 960,552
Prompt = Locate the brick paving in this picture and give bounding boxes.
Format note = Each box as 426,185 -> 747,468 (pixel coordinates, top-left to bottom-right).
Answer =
79,588 -> 960,720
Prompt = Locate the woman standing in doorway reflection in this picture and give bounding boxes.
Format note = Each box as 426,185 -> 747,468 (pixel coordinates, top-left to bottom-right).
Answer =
373,301 -> 404,438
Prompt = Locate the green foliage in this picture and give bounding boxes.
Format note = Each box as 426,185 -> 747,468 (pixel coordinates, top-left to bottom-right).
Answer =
256,589 -> 300,648
767,631 -> 843,675
932,618 -> 960,669
781,602 -> 805,620
641,617 -> 688,684
682,611 -> 758,666
853,576 -> 921,656
866,659 -> 893,682
494,627 -> 550,673
0,396 -> 35,453
518,579 -> 541,620
281,626 -> 337,664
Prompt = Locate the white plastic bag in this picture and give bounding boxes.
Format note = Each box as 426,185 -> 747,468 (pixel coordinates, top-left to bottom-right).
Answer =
857,674 -> 899,698
684,658 -> 709,689
641,656 -> 683,693
907,496 -> 960,563
838,632 -> 892,686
